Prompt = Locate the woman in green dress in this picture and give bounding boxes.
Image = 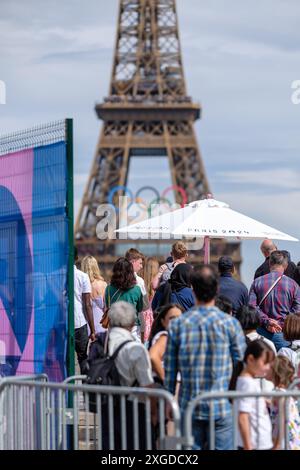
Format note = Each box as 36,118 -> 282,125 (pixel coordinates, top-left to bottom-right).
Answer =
104,257 -> 143,340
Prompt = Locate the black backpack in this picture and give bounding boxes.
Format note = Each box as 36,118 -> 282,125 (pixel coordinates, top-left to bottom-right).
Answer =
85,333 -> 133,412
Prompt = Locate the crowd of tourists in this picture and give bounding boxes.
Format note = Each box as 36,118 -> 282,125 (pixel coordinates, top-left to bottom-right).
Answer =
74,240 -> 300,450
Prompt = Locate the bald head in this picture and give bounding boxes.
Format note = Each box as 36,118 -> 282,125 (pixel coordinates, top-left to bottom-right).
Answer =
260,239 -> 277,258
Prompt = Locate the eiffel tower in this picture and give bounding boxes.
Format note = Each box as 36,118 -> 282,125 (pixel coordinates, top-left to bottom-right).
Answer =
75,0 -> 241,275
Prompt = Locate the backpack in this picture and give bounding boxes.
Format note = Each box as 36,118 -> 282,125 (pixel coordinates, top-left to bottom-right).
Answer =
160,262 -> 174,284
85,333 -> 133,412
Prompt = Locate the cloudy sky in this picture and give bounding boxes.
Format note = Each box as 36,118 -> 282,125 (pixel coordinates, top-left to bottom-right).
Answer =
1,0 -> 299,287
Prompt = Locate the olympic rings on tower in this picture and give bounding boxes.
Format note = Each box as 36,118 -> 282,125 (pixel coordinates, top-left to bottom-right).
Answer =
107,184 -> 188,213
162,185 -> 188,207
135,186 -> 160,210
108,185 -> 134,213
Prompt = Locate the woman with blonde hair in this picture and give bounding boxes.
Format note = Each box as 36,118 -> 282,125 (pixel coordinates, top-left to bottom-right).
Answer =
142,257 -> 159,343
81,255 -> 107,334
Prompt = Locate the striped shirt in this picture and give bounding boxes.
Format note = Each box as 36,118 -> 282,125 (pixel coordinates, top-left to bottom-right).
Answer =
164,306 -> 246,419
249,272 -> 300,328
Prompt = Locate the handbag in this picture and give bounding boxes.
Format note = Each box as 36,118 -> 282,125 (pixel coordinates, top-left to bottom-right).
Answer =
100,287 -> 122,329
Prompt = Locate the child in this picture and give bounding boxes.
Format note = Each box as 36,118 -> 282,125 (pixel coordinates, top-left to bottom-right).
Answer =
235,305 -> 277,355
278,314 -> 300,376
270,356 -> 300,450
236,339 -> 275,450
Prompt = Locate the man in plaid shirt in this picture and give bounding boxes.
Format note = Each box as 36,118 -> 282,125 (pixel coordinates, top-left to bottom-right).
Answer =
164,265 -> 246,450
249,250 -> 300,351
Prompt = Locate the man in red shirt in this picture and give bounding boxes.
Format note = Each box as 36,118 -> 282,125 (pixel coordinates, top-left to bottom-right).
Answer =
249,250 -> 300,351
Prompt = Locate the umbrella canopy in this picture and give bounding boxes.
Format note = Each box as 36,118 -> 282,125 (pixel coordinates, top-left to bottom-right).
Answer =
116,203 -> 195,238
116,197 -> 298,262
172,198 -> 298,241
116,197 -> 298,242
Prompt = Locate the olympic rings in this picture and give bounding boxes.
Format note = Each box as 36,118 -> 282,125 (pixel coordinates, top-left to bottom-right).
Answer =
135,186 -> 160,210
108,185 -> 134,213
147,197 -> 172,217
162,185 -> 188,207
107,184 -> 188,213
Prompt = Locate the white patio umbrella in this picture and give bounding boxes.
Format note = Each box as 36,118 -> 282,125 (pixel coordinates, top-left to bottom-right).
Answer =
116,197 -> 298,262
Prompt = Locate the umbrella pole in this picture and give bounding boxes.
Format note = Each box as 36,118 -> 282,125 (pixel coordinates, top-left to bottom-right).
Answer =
204,236 -> 210,264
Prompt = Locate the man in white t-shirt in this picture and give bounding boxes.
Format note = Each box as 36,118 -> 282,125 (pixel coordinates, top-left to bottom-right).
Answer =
125,248 -> 149,342
74,247 -> 95,373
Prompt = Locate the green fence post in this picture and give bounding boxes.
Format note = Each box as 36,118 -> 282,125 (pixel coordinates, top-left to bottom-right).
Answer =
66,118 -> 75,378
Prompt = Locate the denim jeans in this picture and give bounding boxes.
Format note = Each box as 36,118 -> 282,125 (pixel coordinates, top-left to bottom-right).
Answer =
192,414 -> 233,450
257,326 -> 290,351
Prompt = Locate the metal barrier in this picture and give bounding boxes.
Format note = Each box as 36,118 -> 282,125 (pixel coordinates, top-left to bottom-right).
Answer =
63,375 -> 86,384
184,389 -> 300,450
0,374 -> 48,450
288,378 -> 300,390
2,375 -> 300,451
0,379 -> 181,450
0,374 -> 48,383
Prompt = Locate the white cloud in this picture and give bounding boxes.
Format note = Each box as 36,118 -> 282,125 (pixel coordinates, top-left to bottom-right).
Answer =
128,172 -> 171,181
0,21 -> 115,65
181,32 -> 294,60
216,168 -> 300,191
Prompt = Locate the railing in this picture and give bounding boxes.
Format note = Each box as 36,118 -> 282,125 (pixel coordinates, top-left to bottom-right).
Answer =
184,389 -> 300,450
1,375 -> 300,451
0,378 -> 181,451
0,374 -> 48,450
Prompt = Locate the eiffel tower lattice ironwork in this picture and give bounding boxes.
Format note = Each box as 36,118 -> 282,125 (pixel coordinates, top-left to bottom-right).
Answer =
75,0 -> 241,274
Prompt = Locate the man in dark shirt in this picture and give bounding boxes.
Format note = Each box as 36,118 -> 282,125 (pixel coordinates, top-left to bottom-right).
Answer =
296,263 -> 300,286
218,256 -> 248,316
254,240 -> 300,285
254,239 -> 277,279
281,250 -> 300,285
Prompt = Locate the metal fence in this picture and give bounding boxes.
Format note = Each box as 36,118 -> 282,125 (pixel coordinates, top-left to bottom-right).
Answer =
1,375 -> 300,451
0,375 -> 48,450
184,388 -> 300,450
0,377 -> 181,450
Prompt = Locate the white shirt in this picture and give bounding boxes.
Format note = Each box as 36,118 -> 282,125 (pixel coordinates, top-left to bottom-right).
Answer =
151,331 -> 168,379
135,273 -> 146,296
108,327 -> 153,387
246,331 -> 277,355
135,273 -> 149,310
278,348 -> 297,368
278,341 -> 300,372
236,376 -> 273,450
74,265 -> 91,329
